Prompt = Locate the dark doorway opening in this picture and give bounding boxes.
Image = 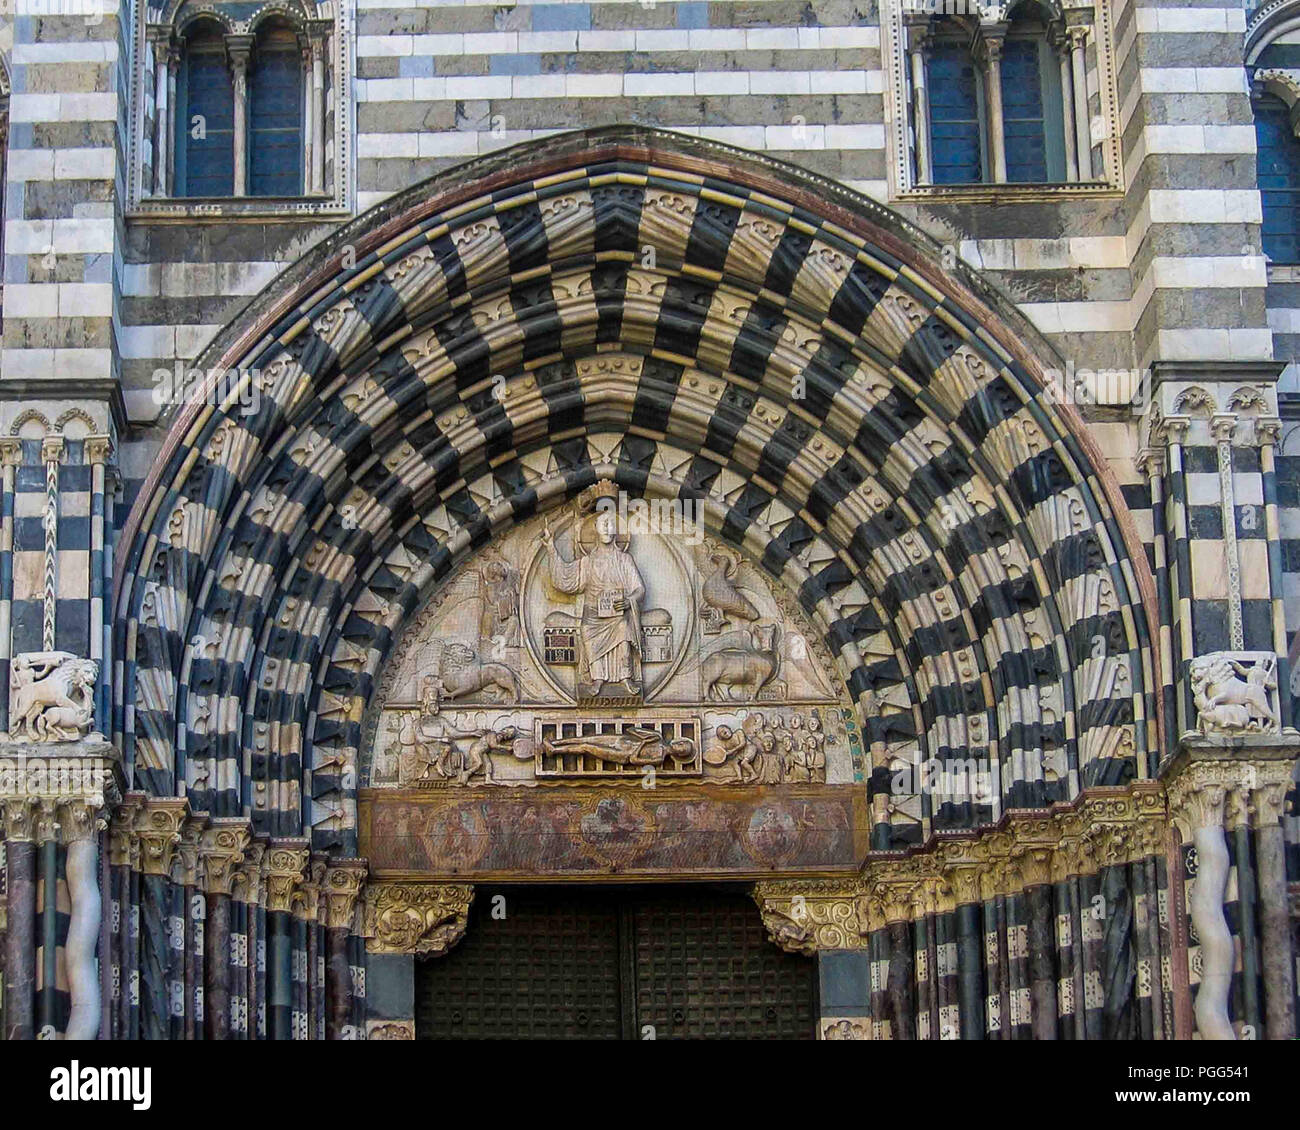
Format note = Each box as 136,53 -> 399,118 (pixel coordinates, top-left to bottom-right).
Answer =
415,884 -> 818,1039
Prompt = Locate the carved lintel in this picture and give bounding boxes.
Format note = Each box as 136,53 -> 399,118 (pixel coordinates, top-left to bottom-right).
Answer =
322,859 -> 369,930
199,817 -> 251,895
262,839 -> 311,913
134,797 -> 190,876
363,882 -> 475,956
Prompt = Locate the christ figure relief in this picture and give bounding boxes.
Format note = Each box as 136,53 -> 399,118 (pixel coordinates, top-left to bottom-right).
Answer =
541,508 -> 645,697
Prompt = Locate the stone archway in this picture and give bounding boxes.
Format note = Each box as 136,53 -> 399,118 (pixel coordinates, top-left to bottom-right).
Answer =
104,126 -> 1173,1040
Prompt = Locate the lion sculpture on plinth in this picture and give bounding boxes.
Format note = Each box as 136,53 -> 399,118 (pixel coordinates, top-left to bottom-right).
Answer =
9,652 -> 98,742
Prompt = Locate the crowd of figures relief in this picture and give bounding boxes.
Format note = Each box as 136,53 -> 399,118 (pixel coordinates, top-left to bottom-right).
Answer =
362,481 -> 858,789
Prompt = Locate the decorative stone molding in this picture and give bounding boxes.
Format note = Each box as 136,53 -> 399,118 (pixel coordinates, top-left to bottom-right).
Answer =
362,882 -> 475,956
821,1018 -> 870,1040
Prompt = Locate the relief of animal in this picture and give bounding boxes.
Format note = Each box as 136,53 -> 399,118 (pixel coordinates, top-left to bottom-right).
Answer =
9,652 -> 98,741
702,623 -> 781,702
426,641 -> 519,709
701,552 -> 759,624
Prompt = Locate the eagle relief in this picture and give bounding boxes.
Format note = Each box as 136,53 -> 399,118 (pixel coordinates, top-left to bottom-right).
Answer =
363,480 -> 858,789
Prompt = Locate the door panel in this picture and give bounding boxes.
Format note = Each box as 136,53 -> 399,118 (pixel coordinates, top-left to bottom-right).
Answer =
414,888 -> 622,1039
415,886 -> 817,1040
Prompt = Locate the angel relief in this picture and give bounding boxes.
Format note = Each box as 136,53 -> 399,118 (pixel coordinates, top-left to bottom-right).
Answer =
364,479 -> 860,789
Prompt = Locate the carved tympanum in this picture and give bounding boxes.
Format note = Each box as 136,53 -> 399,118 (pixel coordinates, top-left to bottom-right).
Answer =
363,478 -> 853,788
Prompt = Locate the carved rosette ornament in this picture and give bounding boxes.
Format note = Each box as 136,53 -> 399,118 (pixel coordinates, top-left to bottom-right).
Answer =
363,882 -> 475,956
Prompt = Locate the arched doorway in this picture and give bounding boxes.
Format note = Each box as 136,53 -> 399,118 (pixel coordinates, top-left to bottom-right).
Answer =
108,127 -> 1166,1041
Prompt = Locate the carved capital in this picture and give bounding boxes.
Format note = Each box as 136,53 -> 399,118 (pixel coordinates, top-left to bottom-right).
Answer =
1210,413 -> 1238,446
83,435 -> 114,466
322,859 -> 369,929
1254,416 -> 1283,448
1135,446 -> 1166,481
1156,415 -> 1191,447
2,797 -> 37,841
40,435 -> 65,466
134,797 -> 190,876
58,797 -> 106,844
0,437 -> 22,469
363,882 -> 474,956
199,817 -> 251,895
262,839 -> 311,913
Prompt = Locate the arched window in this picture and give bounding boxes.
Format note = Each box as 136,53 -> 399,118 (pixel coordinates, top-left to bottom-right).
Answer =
1001,7 -> 1067,183
249,22 -> 304,197
912,3 -> 1079,187
1255,94 -> 1300,264
928,40 -> 984,185
176,22 -> 235,198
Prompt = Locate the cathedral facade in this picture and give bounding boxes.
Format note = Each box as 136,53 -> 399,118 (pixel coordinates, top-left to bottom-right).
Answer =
0,0 -> 1297,1040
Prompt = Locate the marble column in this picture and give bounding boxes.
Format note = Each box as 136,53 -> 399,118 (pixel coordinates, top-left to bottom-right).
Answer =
1068,25 -> 1092,180
226,36 -> 252,197
200,818 -> 251,1041
905,19 -> 932,186
1052,26 -> 1078,182
3,799 -> 38,1040
62,800 -> 106,1040
980,29 -> 1008,184
323,861 -> 366,1040
1253,779 -> 1297,1039
309,34 -> 327,194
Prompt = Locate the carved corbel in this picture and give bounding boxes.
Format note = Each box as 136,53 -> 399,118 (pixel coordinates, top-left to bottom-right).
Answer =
753,879 -> 871,954
322,859 -> 368,931
363,882 -> 475,956
262,840 -> 311,914
199,818 -> 251,895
